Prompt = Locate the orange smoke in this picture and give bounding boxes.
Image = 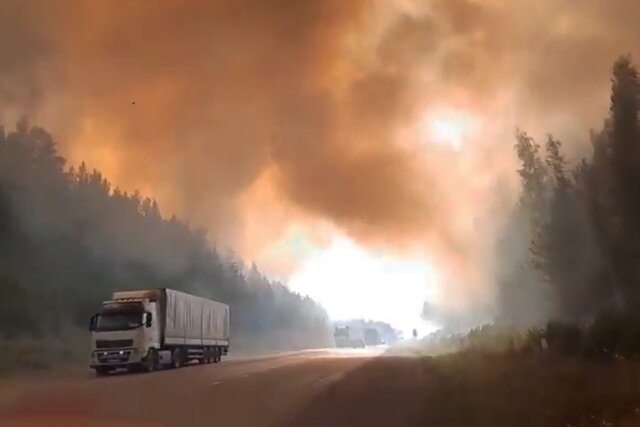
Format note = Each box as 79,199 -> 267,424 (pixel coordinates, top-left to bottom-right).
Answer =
1,0 -> 639,306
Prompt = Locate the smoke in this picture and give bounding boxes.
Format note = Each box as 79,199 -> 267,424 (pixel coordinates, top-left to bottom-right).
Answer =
1,0 -> 639,315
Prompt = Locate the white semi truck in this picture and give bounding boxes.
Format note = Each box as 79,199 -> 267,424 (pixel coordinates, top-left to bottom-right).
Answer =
89,288 -> 230,376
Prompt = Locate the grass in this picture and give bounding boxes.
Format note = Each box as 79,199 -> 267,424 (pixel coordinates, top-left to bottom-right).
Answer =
0,336 -> 88,376
408,324 -> 640,426
419,351 -> 640,426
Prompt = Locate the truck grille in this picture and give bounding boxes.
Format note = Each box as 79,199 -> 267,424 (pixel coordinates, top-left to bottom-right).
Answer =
95,339 -> 133,349
96,349 -> 133,364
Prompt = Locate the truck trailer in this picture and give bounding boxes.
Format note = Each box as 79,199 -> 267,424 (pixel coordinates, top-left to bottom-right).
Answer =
334,326 -> 365,348
89,288 -> 230,376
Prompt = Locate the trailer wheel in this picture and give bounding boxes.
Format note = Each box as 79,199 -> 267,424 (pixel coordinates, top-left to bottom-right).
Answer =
143,349 -> 158,373
214,347 -> 221,363
207,348 -> 214,364
171,348 -> 182,369
200,348 -> 209,364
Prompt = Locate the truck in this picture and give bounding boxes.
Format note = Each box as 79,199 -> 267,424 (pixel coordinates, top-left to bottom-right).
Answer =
334,325 -> 365,348
88,288 -> 230,376
364,328 -> 381,346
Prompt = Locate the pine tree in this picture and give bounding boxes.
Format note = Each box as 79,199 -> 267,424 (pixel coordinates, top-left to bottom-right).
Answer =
534,137 -> 599,320
607,56 -> 640,306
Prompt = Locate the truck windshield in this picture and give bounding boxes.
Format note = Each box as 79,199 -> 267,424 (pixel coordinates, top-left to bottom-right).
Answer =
94,312 -> 143,331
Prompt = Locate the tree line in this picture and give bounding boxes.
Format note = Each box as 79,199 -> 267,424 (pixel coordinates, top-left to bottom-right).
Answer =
497,55 -> 640,343
0,120 -> 332,351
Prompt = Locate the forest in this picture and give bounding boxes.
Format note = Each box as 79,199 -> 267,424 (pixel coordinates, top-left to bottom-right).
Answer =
493,56 -> 640,355
0,120 -> 332,354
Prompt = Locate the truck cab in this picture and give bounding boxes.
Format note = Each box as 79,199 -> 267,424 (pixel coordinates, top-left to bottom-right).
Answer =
89,297 -> 160,375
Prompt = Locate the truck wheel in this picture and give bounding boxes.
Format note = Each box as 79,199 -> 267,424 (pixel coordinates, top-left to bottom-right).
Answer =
94,366 -> 110,377
214,347 -> 221,363
200,348 -> 209,364
171,348 -> 182,369
143,349 -> 158,373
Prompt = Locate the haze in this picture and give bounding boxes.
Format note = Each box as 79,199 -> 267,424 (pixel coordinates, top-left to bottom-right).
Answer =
1,0 -> 638,333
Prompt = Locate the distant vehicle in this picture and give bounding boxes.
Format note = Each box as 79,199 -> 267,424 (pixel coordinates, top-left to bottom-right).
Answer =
89,288 -> 230,376
334,326 -> 365,348
364,328 -> 381,346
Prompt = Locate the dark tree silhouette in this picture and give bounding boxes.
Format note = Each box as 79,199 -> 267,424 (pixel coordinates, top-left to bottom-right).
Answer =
499,55 -> 640,327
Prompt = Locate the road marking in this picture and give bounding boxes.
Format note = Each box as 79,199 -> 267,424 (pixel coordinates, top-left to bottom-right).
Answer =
212,381 -> 222,385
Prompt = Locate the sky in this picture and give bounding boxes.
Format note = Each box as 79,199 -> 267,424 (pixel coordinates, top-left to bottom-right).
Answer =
1,0 -> 640,334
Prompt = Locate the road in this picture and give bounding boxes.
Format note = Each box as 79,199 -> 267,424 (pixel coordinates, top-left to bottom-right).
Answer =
0,348 -> 427,427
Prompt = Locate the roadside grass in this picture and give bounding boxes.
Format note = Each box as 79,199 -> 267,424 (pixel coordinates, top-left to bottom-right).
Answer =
0,336 -> 88,376
420,351 -> 640,426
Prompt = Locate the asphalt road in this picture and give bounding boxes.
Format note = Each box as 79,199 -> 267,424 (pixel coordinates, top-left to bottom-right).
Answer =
0,347 -> 427,427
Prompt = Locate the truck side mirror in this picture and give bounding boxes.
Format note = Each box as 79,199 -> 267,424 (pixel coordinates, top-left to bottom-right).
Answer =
145,312 -> 152,327
89,314 -> 97,331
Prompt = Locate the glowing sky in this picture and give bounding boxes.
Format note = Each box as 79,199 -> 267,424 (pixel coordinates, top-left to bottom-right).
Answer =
288,236 -> 438,336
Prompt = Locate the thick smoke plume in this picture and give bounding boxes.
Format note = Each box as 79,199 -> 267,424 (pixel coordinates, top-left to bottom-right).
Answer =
1,0 -> 639,314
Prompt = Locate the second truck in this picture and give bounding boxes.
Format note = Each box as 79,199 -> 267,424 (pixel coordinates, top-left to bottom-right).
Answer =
89,288 -> 230,376
334,325 -> 365,348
